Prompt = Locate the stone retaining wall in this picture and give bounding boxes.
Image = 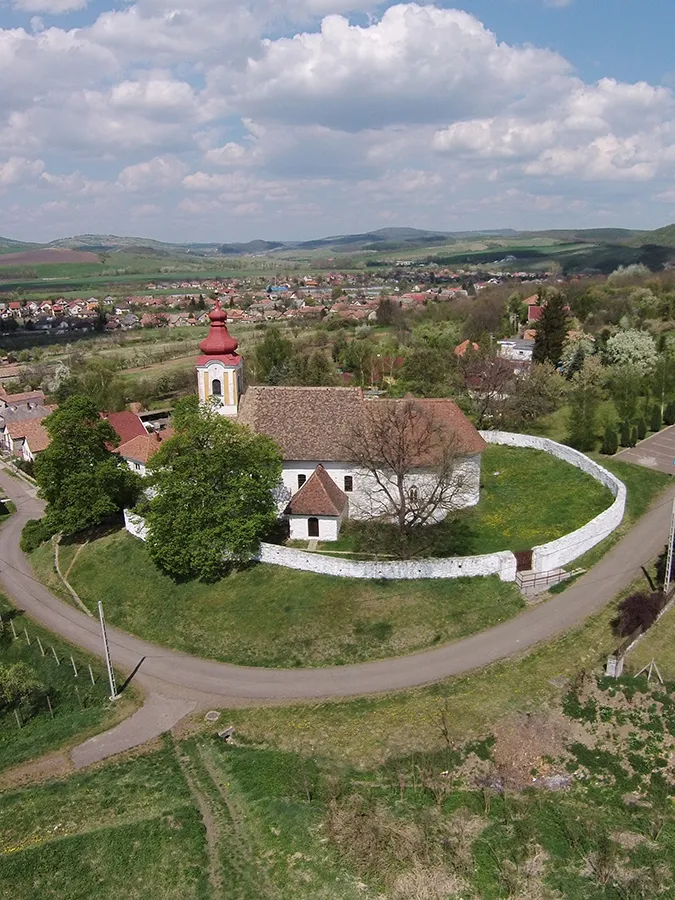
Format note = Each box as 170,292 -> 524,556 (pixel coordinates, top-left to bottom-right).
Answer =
124,432 -> 626,581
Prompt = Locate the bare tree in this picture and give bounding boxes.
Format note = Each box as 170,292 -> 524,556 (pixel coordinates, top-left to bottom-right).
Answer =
345,398 -> 473,557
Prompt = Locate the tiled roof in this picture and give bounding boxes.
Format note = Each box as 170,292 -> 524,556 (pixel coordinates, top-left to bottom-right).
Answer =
0,388 -> 45,404
117,429 -> 174,465
286,465 -> 348,517
8,419 -> 50,452
105,411 -> 147,445
238,387 -> 486,461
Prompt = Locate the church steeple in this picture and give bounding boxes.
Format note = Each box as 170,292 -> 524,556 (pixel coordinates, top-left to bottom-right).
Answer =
199,299 -> 239,359
195,299 -> 244,416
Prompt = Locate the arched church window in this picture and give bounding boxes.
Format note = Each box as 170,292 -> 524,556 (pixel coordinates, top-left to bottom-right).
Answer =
212,378 -> 222,396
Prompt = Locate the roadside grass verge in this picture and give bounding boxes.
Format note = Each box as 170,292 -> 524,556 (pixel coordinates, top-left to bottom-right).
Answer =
0,743 -> 209,900
31,530 -> 524,668
211,570 -> 656,766
0,595 -> 135,773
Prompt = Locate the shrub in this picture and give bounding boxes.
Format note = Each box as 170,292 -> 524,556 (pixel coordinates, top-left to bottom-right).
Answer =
629,426 -> 638,447
600,425 -> 618,456
620,421 -> 632,447
0,662 -> 46,713
637,417 -> 647,441
612,592 -> 667,637
20,518 -> 52,553
650,404 -> 662,433
665,401 -> 675,427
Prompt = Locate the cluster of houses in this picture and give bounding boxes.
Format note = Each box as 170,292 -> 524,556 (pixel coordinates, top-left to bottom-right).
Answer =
0,388 -> 173,473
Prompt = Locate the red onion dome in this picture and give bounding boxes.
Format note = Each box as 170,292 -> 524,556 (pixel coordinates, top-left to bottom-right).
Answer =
199,298 -> 239,356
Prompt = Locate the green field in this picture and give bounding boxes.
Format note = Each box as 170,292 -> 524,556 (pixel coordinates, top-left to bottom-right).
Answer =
3,672 -> 675,900
0,745 -> 209,899
31,532 -> 524,668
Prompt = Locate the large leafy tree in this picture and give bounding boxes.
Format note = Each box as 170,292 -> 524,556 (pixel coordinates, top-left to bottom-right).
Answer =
254,326 -> 294,384
566,357 -> 603,452
532,292 -> 569,366
35,396 -> 141,536
605,329 -> 658,375
146,396 -> 282,581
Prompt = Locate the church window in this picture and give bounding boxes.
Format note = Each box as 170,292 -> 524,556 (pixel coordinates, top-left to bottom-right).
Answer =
408,486 -> 419,503
308,517 -> 319,537
298,474 -> 306,488
212,378 -> 222,396
344,475 -> 353,492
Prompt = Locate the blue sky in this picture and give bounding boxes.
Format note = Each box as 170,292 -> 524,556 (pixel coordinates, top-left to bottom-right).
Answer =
1,1 -> 675,242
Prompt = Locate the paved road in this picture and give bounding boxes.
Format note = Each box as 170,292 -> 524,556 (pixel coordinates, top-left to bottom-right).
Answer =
616,424 -> 675,475
1,467 -> 674,706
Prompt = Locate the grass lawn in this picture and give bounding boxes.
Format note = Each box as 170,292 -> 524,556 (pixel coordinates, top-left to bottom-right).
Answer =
0,744 -> 209,900
30,530 -> 525,668
0,595 -> 136,773
309,444 -> 614,556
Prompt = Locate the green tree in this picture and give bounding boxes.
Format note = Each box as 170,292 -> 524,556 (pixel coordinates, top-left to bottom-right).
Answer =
650,404 -> 662,433
608,365 -> 642,424
629,426 -> 638,447
665,401 -> 675,427
600,424 -> 618,456
532,292 -> 569,366
605,329 -> 658,375
375,297 -> 396,327
0,662 -> 45,713
254,326 -> 294,384
620,420 -> 632,447
35,396 -> 141,536
637,416 -> 647,441
566,358 -> 603,452
146,397 -> 282,581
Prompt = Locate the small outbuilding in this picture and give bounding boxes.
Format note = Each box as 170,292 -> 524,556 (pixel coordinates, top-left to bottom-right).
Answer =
285,464 -> 348,541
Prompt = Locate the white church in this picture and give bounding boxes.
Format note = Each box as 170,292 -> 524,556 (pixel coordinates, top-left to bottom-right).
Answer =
196,301 -> 486,542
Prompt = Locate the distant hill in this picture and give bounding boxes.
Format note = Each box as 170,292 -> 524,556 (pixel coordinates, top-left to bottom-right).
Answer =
0,248 -> 100,266
47,234 -> 222,255
219,240 -> 285,255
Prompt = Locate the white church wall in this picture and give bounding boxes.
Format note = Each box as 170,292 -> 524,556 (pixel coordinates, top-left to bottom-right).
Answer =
279,454 -> 481,522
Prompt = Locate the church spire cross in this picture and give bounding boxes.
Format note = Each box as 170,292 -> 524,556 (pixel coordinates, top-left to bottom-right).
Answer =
199,298 -> 239,357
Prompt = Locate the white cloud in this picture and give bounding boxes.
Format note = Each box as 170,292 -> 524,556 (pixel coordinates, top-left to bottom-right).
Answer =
0,156 -> 45,188
235,5 -> 571,129
117,155 -> 189,191
1,2 -> 675,239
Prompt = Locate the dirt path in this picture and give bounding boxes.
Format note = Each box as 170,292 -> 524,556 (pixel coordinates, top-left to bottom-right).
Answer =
174,745 -> 224,897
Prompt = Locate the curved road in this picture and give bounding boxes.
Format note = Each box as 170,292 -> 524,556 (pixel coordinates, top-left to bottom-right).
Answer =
2,466 -> 673,701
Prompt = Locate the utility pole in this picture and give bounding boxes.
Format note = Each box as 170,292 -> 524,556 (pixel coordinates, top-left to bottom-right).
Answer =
98,602 -> 119,701
664,498 -> 675,595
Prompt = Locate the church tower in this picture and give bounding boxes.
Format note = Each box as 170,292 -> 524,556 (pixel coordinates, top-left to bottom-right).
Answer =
195,299 -> 243,416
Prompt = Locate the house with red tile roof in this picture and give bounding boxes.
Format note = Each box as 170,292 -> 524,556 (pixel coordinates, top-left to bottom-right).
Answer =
117,429 -> 174,476
104,411 -> 147,445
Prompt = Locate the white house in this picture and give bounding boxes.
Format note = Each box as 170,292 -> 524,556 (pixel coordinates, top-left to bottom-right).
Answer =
498,338 -> 534,364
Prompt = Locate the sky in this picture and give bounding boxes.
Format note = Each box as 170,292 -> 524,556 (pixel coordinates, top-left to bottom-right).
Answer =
2,0 -> 675,243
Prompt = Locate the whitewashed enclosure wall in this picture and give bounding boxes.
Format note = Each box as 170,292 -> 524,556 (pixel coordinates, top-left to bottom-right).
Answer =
479,431 -> 626,572
124,433 -> 626,581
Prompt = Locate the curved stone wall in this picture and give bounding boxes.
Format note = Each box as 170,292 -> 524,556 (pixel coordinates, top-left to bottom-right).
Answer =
124,433 -> 626,582
479,431 -> 626,573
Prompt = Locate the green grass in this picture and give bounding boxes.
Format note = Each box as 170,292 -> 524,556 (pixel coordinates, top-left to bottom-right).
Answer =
0,744 -> 209,899
469,445 -> 613,554
0,595 -> 135,773
31,529 -> 524,668
309,445 -> 613,556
